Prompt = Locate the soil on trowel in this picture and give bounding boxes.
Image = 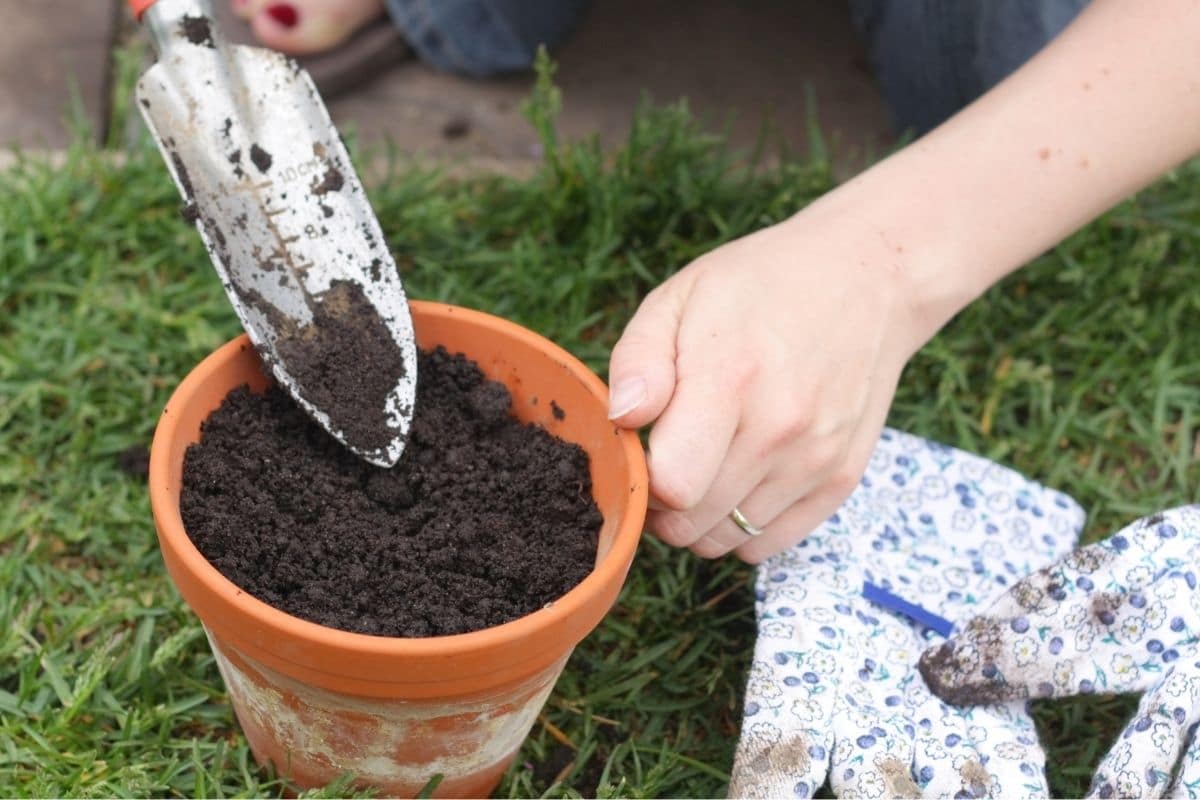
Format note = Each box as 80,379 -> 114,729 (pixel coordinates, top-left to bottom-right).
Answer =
251,279 -> 408,461
310,167 -> 345,196
179,15 -> 215,48
179,347 -> 602,638
248,144 -> 272,174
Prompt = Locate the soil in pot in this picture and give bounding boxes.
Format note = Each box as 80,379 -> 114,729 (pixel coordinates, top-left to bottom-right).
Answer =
179,345 -> 603,638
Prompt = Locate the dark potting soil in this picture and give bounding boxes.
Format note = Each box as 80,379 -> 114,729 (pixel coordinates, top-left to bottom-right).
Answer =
248,143 -> 273,174
253,279 -> 409,461
310,166 -> 345,196
117,444 -> 150,478
179,202 -> 201,224
179,346 -> 603,638
179,15 -> 215,48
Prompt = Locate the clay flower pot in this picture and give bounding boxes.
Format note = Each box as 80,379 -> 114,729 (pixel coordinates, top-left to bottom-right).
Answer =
148,302 -> 649,798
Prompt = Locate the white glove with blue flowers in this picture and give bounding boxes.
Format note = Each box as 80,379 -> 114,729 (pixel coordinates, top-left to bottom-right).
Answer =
729,429 -> 1086,799
919,505 -> 1200,799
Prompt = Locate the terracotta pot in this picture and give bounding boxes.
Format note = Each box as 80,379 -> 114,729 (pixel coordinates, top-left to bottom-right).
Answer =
149,302 -> 649,798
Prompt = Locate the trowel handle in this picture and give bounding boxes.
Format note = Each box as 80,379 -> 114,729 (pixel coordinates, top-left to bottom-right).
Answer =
127,0 -> 158,20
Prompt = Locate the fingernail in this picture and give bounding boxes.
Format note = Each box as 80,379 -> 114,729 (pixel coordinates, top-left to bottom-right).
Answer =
266,3 -> 299,28
607,378 -> 647,420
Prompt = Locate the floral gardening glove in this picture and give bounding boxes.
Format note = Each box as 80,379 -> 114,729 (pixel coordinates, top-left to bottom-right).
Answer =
729,429 -> 1086,799
919,506 -> 1200,799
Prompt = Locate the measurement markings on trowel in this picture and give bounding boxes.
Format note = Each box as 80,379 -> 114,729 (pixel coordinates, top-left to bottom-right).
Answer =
240,176 -> 317,306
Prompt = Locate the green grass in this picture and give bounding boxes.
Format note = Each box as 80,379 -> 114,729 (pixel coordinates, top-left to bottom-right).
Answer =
3,53 -> 1200,798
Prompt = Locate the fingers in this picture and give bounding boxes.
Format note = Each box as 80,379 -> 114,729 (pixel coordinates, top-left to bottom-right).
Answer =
917,546 -> 1145,702
917,580 -> 1088,705
731,562 -> 834,799
619,258 -> 876,560
1169,683 -> 1200,798
607,283 -> 685,429
717,479 -> 851,565
616,213 -> 936,565
660,399 -> 853,558
729,686 -> 835,796
643,419 -> 763,551
248,4 -> 310,54
247,0 -> 384,55
650,458 -> 799,556
822,611 -> 922,798
640,348 -> 746,514
730,406 -> 884,564
828,701 -> 918,799
921,508 -> 1200,706
731,650 -> 839,798
909,687 -> 1046,799
1092,667 -> 1200,799
610,276 -> 750,528
649,418 -> 827,560
730,709 -> 835,799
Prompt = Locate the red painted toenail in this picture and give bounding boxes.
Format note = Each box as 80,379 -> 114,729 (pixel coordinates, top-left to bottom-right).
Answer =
265,4 -> 298,28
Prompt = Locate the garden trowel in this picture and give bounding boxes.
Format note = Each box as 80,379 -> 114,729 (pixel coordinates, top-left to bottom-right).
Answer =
129,0 -> 416,467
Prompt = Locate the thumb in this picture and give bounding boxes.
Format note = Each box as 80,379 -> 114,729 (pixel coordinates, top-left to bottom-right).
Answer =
607,284 -> 683,428
1088,667 -> 1200,800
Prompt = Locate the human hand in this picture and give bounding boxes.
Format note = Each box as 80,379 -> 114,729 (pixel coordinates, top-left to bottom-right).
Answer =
607,204 -> 937,562
919,506 -> 1200,798
731,429 -> 1085,798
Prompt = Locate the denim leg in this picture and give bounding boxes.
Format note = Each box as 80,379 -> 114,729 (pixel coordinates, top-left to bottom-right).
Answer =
384,0 -> 592,77
849,0 -> 1089,134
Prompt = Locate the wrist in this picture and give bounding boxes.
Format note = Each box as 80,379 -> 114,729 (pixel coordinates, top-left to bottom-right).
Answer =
793,151 -> 998,358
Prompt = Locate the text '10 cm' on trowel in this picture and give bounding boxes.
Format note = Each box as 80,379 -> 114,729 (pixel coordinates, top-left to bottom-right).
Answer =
129,0 -> 417,467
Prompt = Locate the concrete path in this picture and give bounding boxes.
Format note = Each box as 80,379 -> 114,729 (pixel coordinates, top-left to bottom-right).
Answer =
0,2 -> 121,149
1,1 -> 893,169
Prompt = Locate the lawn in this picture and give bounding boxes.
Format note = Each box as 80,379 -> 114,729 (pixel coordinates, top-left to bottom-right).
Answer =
3,56 -> 1200,798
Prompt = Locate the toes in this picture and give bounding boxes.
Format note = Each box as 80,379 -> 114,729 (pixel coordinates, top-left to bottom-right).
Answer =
249,3 -> 314,55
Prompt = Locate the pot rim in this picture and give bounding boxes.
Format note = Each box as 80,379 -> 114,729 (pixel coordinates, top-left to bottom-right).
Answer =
149,300 -> 648,661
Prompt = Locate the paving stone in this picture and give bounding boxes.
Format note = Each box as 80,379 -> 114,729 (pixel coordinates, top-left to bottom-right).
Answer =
0,1 -> 120,149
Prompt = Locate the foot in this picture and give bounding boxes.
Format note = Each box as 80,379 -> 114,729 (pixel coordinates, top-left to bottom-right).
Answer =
231,0 -> 386,56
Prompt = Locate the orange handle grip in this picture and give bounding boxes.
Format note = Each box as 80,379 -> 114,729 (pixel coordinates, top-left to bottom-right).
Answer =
127,0 -> 157,19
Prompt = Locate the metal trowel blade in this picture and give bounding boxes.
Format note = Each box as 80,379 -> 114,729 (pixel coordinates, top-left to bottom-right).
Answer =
135,0 -> 416,467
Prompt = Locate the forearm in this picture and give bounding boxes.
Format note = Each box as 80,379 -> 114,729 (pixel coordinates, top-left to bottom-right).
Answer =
811,0 -> 1200,349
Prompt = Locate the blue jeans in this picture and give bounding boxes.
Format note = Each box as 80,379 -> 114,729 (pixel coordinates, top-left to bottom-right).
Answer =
848,0 -> 1088,133
384,0 -> 591,77
384,0 -> 1087,134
